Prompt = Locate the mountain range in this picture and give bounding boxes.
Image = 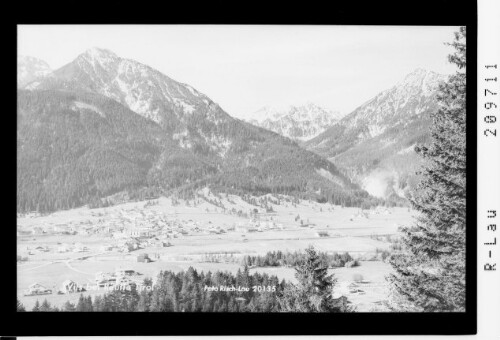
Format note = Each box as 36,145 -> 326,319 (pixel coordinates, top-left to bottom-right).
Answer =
17,48 -> 376,213
305,68 -> 447,200
246,103 -> 343,142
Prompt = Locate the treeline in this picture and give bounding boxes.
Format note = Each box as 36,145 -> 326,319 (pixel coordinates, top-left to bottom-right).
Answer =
241,250 -> 359,268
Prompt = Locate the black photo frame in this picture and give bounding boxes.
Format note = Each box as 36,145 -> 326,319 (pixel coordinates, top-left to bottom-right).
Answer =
6,0 -> 477,335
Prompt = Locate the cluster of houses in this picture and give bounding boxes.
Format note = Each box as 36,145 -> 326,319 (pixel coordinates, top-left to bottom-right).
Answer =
235,220 -> 284,234
18,243 -> 90,257
57,243 -> 88,253
370,207 -> 393,215
94,267 -> 145,288
23,267 -> 149,297
18,205 -> 290,242
18,205 -> 297,265
24,273 -> 139,298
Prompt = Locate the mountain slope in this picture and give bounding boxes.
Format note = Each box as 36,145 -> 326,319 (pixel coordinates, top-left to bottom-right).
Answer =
305,69 -> 448,201
17,56 -> 52,88
17,89 -> 218,212
18,49 -> 378,212
247,103 -> 342,142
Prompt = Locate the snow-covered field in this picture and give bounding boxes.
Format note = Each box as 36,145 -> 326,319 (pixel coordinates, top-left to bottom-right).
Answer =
17,190 -> 416,311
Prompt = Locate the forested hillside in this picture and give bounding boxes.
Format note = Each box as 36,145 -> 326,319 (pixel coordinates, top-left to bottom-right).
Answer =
17,84 -> 378,213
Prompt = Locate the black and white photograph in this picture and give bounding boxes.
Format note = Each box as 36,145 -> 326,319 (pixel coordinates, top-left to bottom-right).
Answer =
16,24 -> 467,317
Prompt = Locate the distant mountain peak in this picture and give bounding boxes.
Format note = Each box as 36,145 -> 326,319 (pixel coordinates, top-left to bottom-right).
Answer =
17,55 -> 52,88
394,68 -> 446,97
18,55 -> 49,64
247,102 -> 343,142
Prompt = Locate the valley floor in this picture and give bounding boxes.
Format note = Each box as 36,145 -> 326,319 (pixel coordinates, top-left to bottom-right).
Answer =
17,191 -> 415,312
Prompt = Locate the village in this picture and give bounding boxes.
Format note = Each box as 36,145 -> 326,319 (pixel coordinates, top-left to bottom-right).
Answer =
17,189 -> 413,310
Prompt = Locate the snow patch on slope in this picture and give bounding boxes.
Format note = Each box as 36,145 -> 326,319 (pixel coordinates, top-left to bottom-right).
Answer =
72,101 -> 105,117
315,168 -> 345,188
397,144 -> 416,155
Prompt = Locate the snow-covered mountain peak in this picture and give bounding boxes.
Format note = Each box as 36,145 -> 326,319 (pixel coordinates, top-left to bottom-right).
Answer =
246,103 -> 342,142
77,47 -> 119,69
307,68 -> 447,156
18,55 -> 50,66
17,55 -> 52,88
25,47 -> 231,151
81,47 -> 118,60
396,68 -> 447,96
251,105 -> 288,122
251,102 -> 341,123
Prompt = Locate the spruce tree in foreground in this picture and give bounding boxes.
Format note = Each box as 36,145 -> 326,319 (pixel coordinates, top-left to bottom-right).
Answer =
17,299 -> 26,312
388,27 -> 466,312
278,245 -> 347,312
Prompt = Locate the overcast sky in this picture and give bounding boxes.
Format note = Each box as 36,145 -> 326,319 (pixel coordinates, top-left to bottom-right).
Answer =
18,25 -> 460,118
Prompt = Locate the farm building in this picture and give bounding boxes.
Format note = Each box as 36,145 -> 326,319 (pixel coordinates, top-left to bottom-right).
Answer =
122,243 -> 137,252
115,268 -> 135,278
96,226 -> 112,234
137,254 -> 151,263
152,240 -> 170,247
73,243 -> 87,252
95,271 -> 114,281
60,280 -> 84,293
128,227 -> 153,238
235,225 -> 257,233
99,244 -> 113,252
121,238 -> 140,250
35,246 -> 50,252
57,244 -> 71,253
52,224 -> 67,233
32,227 -> 45,235
315,231 -> 329,237
113,232 -> 128,239
17,229 -> 31,236
255,221 -> 275,230
25,283 -> 51,296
